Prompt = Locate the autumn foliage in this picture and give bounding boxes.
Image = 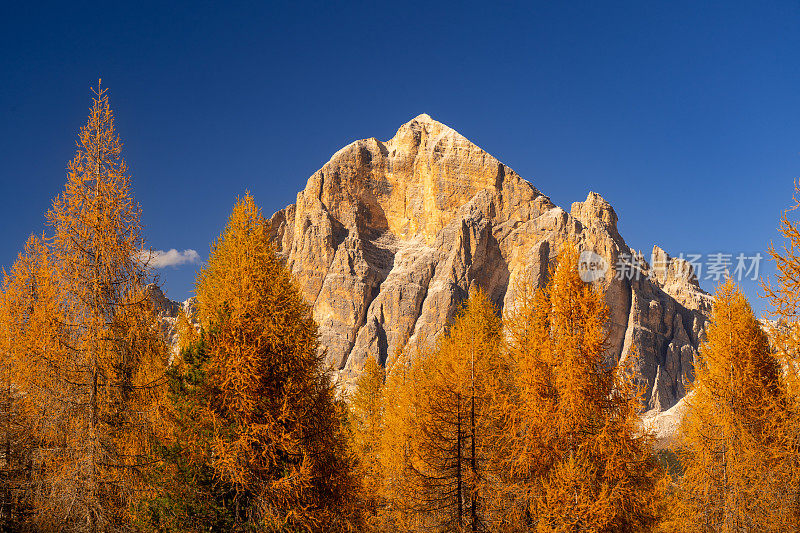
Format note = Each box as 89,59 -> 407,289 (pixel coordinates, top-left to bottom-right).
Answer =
358,246 -> 664,532
0,84 -> 168,531
407,291 -> 503,532
347,357 -> 386,523
492,245 -> 664,532
138,194 -> 363,531
7,84 -> 800,532
668,279 -> 797,531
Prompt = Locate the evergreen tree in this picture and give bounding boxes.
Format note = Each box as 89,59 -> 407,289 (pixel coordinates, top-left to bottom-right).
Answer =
142,194 -> 363,531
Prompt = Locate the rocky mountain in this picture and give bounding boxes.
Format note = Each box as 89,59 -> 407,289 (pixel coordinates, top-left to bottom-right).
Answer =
147,284 -> 197,360
259,113 -> 711,412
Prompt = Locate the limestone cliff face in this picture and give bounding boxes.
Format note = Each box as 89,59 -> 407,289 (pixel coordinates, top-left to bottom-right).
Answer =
148,284 -> 198,360
262,114 -> 709,411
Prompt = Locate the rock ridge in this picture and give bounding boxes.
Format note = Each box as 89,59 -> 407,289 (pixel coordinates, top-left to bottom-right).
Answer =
257,114 -> 711,411
152,116 -> 709,412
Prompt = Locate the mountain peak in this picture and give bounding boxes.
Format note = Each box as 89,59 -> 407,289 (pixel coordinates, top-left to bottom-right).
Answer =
289,112 -> 537,243
263,116 -> 710,411
396,112 -> 454,138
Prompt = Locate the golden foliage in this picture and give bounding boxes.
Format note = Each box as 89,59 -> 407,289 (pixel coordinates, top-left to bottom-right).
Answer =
672,279 -> 798,531
347,357 -> 386,525
764,179 -> 800,320
375,344 -> 421,532
0,237 -> 52,525
494,244 -> 664,532
174,307 -> 198,357
372,250 -> 664,532
1,84 -> 168,531
377,291 -> 505,532
763,180 -> 800,491
194,193 -> 362,531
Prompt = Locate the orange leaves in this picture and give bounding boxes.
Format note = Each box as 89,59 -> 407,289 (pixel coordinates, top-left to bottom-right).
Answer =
349,358 -> 385,465
187,193 -> 363,530
673,279 -> 796,532
371,292 -> 508,531
0,84 -> 168,531
493,243 -> 663,532
409,291 -> 503,530
348,357 -> 389,527
368,247 -> 665,531
764,179 -> 800,320
196,194 -> 315,424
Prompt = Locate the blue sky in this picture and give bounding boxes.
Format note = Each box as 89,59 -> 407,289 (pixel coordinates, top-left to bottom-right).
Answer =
1,1 -> 798,313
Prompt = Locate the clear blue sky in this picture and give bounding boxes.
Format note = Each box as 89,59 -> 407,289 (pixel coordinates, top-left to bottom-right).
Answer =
2,1 -> 798,313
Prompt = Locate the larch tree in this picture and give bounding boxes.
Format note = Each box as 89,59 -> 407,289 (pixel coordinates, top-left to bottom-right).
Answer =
176,193 -> 362,531
488,270 -> 557,530
764,179 -> 800,399
3,84 -> 169,532
764,179 -> 800,321
0,281 -> 18,528
347,356 -> 386,523
673,279 -> 797,531
0,236 -> 52,527
375,345 -> 422,532
402,290 -> 504,533
135,335 -> 246,531
494,244 -> 663,532
760,178 -> 800,525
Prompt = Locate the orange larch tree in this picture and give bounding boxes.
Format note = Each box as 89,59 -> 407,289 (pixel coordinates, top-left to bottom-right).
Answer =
191,193 -> 362,531
764,179 -> 800,320
0,236 -> 53,527
488,268 -> 557,530
760,178 -> 800,525
3,84 -> 169,532
673,279 -> 796,531
375,344 -> 422,532
347,356 -> 387,523
763,180 -> 800,399
494,244 -> 663,532
397,290 -> 504,533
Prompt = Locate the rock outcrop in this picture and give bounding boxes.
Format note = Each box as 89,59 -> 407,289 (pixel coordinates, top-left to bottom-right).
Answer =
148,284 -> 198,360
262,114 -> 710,411
642,392 -> 693,449
147,283 -> 181,317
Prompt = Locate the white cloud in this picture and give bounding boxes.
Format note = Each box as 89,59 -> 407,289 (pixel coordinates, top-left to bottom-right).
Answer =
142,249 -> 201,269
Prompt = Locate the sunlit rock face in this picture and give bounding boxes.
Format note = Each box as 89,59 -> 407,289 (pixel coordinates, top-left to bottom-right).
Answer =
259,114 -> 711,411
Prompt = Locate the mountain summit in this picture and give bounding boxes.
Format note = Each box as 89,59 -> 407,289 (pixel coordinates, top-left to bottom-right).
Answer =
265,114 -> 709,411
